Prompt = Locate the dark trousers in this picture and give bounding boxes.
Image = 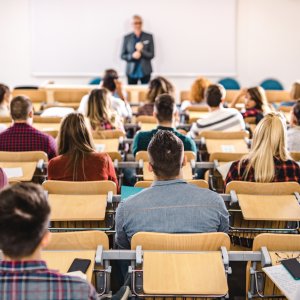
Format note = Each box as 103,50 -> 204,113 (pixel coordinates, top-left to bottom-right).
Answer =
127,74 -> 151,85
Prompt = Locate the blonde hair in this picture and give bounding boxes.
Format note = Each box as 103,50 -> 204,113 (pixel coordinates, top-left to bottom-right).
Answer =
190,77 -> 211,103
239,112 -> 290,182
291,82 -> 300,100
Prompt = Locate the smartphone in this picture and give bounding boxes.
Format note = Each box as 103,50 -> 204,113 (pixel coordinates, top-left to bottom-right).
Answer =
281,258 -> 300,280
67,258 -> 91,274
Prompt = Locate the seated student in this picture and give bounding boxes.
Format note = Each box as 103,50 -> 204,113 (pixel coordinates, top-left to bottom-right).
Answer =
137,76 -> 174,116
48,113 -> 118,187
133,93 -> 197,156
86,88 -> 125,133
230,86 -> 271,124
188,84 -> 245,138
0,96 -> 57,159
115,130 -> 229,249
287,100 -> 300,152
0,183 -> 97,300
0,168 -> 8,189
280,81 -> 300,107
78,69 -> 132,119
0,83 -> 11,117
225,112 -> 300,185
180,77 -> 211,112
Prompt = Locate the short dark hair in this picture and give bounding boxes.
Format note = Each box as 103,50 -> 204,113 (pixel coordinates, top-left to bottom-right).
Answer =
205,84 -> 225,107
10,96 -> 32,120
0,183 -> 50,258
0,83 -> 9,105
102,69 -> 119,92
292,100 -> 300,125
154,94 -> 175,123
148,130 -> 184,179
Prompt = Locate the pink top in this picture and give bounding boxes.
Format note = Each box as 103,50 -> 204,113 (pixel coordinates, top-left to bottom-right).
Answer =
0,168 -> 8,189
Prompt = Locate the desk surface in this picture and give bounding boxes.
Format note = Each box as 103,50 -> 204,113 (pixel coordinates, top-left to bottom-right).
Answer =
94,139 -> 119,153
0,162 -> 36,182
42,250 -> 95,282
49,194 -> 107,221
143,251 -> 228,295
238,194 -> 300,221
206,139 -> 249,154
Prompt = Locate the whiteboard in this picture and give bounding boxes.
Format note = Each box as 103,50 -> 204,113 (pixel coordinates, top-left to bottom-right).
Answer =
30,0 -> 236,77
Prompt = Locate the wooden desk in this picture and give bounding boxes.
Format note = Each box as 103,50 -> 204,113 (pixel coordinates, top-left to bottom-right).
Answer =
139,123 -> 157,131
42,250 -> 95,282
143,162 -> 193,181
188,111 -> 209,120
238,194 -> 300,221
33,123 -> 61,132
143,251 -> 228,295
0,162 -> 37,182
206,139 -> 249,154
49,194 -> 107,221
94,139 -> 119,152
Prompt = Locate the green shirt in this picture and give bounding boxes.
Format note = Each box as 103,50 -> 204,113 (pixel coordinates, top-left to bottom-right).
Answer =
132,126 -> 197,156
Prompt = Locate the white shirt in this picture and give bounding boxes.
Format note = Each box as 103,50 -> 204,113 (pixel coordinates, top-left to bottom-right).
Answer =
188,107 -> 246,138
287,126 -> 300,152
78,92 -> 132,119
41,107 -> 74,117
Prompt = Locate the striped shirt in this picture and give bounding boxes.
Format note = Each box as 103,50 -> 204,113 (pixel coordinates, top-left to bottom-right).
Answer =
188,107 -> 245,138
0,260 -> 97,300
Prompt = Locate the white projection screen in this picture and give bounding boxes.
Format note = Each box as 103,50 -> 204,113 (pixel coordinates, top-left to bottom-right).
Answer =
30,0 -> 236,77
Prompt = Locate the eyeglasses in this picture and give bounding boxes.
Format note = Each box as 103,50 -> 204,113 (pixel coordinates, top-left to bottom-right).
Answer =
133,22 -> 142,25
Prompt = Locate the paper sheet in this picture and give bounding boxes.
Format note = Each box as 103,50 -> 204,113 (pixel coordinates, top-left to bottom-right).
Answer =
221,145 -> 236,153
96,144 -> 106,153
64,271 -> 87,280
217,162 -> 233,181
3,167 -> 23,179
263,264 -> 300,300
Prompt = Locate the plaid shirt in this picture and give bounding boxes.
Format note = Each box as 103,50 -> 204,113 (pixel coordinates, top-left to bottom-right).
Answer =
0,123 -> 57,160
241,108 -> 262,119
0,260 -> 97,300
225,158 -> 300,186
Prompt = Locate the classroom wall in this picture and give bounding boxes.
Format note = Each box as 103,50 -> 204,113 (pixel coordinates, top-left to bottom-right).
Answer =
0,0 -> 299,92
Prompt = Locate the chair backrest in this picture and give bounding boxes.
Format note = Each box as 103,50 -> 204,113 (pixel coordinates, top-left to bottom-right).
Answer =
265,90 -> 290,103
260,79 -> 284,91
209,152 -> 246,163
290,152 -> 300,162
252,233 -> 300,251
88,77 -> 101,85
218,78 -> 240,90
0,151 -> 48,162
53,89 -> 90,103
200,130 -> 249,139
42,180 -> 117,194
138,90 -> 148,102
107,152 -> 122,162
12,89 -> 47,103
136,115 -> 157,124
186,106 -> 209,112
225,181 -> 300,195
180,90 -> 190,102
92,130 -> 125,139
46,231 -> 109,250
134,179 -> 209,189
33,116 -> 62,124
136,151 -> 196,162
131,232 -> 230,251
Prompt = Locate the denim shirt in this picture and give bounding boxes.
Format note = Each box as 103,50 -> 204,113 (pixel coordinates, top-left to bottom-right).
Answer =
115,179 -> 229,249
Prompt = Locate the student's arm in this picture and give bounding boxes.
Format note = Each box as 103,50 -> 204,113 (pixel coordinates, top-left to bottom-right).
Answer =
140,35 -> 155,60
115,202 -> 131,249
229,89 -> 247,108
105,154 -> 119,190
217,195 -> 230,233
47,136 -> 57,160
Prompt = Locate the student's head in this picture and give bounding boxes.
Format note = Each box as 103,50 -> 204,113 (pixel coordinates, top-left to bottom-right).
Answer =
291,100 -> 300,126
102,69 -> 119,92
0,83 -> 10,106
57,113 -> 95,180
245,86 -> 268,111
290,82 -> 300,100
0,183 -> 50,259
205,84 -> 226,108
132,15 -> 143,33
10,96 -> 33,123
148,130 -> 185,180
87,88 -> 113,130
153,94 -> 177,124
147,77 -> 174,104
241,112 -> 289,182
190,77 -> 211,103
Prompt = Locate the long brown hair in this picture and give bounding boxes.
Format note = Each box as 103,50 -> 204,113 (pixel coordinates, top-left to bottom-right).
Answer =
57,113 -> 95,180
87,88 -> 116,130
247,86 -> 270,113
291,82 -> 300,100
147,77 -> 174,104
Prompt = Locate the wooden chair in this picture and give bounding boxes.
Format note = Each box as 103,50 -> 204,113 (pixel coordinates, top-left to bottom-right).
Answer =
265,90 -> 290,104
136,115 -> 157,131
130,232 -> 230,298
180,90 -> 190,102
0,116 -> 12,127
135,151 -> 196,181
186,106 -> 210,123
224,90 -> 241,103
0,151 -> 48,182
33,116 -> 62,134
290,152 -> 300,161
247,234 -> 300,299
46,231 -> 109,250
92,130 -> 125,153
134,179 -> 209,189
125,86 -> 148,103
225,181 -> 300,248
43,180 -> 117,230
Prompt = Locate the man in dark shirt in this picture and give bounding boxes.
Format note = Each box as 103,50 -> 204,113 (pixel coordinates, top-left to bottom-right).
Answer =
0,96 -> 57,159
133,94 -> 197,156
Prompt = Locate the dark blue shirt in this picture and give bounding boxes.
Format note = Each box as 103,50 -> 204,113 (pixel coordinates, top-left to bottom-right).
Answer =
131,35 -> 144,78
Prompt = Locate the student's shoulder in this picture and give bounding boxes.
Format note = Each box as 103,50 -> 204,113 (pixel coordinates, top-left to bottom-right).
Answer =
48,155 -> 65,166
184,183 -> 223,202
120,188 -> 152,207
